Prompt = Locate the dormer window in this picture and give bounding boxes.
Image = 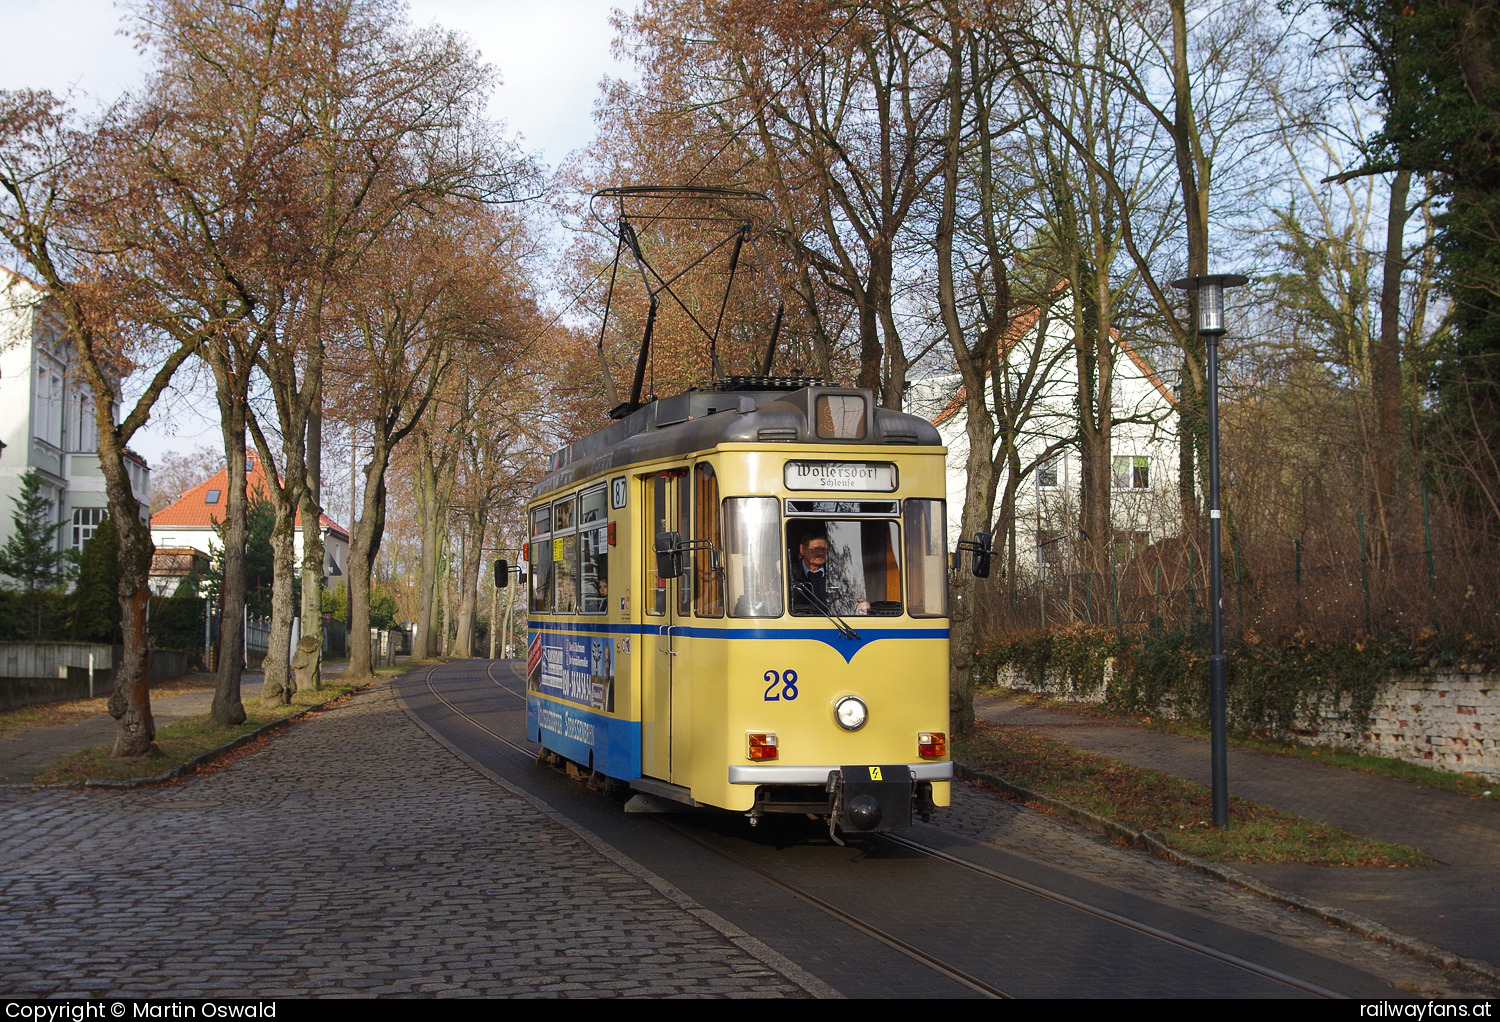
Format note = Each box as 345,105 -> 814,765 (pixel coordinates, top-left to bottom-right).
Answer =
205,489 -> 221,504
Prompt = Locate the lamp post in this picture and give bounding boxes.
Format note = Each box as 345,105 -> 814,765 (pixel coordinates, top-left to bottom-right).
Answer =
1170,272 -> 1248,827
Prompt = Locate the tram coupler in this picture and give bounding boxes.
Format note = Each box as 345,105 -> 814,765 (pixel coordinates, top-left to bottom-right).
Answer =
828,765 -> 914,836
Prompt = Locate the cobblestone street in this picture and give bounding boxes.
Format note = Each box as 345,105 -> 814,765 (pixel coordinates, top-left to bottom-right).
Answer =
0,683 -> 818,998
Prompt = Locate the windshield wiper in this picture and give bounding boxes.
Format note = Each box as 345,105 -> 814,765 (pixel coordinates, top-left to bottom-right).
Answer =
791,582 -> 861,641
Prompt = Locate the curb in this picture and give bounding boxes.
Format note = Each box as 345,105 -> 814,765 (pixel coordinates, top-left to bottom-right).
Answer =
953,760 -> 1500,985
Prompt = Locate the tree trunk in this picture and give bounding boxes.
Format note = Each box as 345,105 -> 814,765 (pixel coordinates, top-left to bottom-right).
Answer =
412,432 -> 456,660
933,16 -> 1005,732
104,449 -> 157,757
260,514 -> 297,705
1170,0 -> 1210,527
412,450 -> 440,660
297,486 -> 325,692
1372,168 -> 1412,559
206,345 -> 248,728
346,437 -> 390,679
453,521 -> 476,658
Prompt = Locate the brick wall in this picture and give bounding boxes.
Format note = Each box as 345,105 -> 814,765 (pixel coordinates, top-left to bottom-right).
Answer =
1308,673 -> 1498,782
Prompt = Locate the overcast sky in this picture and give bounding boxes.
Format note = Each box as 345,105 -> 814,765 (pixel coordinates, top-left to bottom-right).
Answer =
0,0 -> 632,470
0,0 -> 629,172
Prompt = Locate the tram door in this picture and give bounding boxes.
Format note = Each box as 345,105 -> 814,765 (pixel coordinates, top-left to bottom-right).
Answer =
642,469 -> 691,784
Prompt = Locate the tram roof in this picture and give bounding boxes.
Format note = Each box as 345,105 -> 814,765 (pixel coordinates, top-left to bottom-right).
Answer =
533,377 -> 943,498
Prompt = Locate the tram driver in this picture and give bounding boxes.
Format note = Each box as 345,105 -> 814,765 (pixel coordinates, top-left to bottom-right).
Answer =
789,528 -> 870,617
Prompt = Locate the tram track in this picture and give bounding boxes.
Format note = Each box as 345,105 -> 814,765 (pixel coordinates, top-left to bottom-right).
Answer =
404,660 -> 1348,999
411,660 -> 1013,996
655,815 -> 1014,998
879,832 -> 1340,999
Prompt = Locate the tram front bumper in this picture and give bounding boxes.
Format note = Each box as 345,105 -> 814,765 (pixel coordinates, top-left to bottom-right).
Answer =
730,763 -> 949,832
823,764 -> 907,833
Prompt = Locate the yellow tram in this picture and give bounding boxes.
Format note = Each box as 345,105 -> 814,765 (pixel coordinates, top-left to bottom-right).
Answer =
522,376 -> 956,837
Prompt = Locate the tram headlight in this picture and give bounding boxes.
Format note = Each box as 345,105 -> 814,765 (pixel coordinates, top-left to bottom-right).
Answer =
834,695 -> 868,731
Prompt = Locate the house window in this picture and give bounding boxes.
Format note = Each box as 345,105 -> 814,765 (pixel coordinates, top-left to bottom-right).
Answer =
33,360 -> 63,448
70,391 -> 99,453
73,507 -> 106,550
1037,456 -> 1061,489
205,489 -> 221,504
1113,455 -> 1149,490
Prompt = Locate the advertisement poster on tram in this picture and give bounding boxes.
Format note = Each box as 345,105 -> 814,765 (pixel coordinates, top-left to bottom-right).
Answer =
533,631 -> 615,712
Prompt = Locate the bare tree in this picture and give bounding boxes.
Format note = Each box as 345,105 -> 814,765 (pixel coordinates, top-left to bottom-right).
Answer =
0,91 -> 203,754
1001,0 -> 1291,521
120,0 -> 538,695
333,206 -> 541,676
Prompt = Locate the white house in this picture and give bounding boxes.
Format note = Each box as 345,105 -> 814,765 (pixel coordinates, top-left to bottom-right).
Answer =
149,450 -> 349,596
0,266 -> 150,557
905,296 -> 1181,580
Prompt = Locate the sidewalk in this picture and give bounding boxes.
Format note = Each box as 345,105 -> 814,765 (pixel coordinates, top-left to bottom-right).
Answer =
973,692 -> 1500,977
0,663 -> 350,784
0,672 -> 819,997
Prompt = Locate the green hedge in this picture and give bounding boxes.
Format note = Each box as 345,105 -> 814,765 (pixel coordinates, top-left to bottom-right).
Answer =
978,626 -> 1499,736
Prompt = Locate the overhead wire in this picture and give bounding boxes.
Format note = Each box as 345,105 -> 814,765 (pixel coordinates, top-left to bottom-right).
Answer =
534,8 -> 864,375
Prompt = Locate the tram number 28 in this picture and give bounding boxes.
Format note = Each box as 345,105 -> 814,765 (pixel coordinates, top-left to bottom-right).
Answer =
763,669 -> 799,701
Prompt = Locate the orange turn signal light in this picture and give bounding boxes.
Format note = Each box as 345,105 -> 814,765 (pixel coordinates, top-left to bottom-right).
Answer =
918,731 -> 946,758
747,732 -> 779,761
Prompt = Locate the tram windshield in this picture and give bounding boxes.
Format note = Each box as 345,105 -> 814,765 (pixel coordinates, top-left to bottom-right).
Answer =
787,520 -> 901,617
723,497 -> 948,620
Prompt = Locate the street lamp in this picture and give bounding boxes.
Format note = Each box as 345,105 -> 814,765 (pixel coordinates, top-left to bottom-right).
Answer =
1170,272 -> 1248,828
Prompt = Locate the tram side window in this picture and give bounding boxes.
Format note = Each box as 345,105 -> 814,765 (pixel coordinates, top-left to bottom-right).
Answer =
646,469 -> 690,617
579,484 -> 609,614
648,475 -> 667,617
694,464 -> 723,617
552,496 -> 577,615
904,499 -> 948,618
677,470 -> 692,617
529,505 -> 551,614
725,497 -> 782,618
788,519 -> 902,617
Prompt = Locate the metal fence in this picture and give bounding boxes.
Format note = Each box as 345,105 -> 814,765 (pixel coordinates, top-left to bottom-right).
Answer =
982,506 -> 1498,642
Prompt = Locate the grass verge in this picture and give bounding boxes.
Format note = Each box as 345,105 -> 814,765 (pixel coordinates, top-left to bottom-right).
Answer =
30,682 -> 364,785
981,687 -> 1495,798
955,718 -> 1430,866
0,673 -> 228,741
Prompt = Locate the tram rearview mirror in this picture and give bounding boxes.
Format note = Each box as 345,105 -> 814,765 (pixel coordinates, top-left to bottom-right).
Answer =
952,531 -> 993,578
655,531 -> 683,579
495,559 -> 509,588
972,531 -> 993,579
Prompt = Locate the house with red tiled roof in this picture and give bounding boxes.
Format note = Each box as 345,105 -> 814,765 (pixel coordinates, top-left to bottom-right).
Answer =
149,450 -> 349,595
1,266 -> 151,556
904,291 -> 1180,580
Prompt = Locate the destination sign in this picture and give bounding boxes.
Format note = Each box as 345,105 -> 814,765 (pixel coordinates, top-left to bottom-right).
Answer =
784,461 -> 897,492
